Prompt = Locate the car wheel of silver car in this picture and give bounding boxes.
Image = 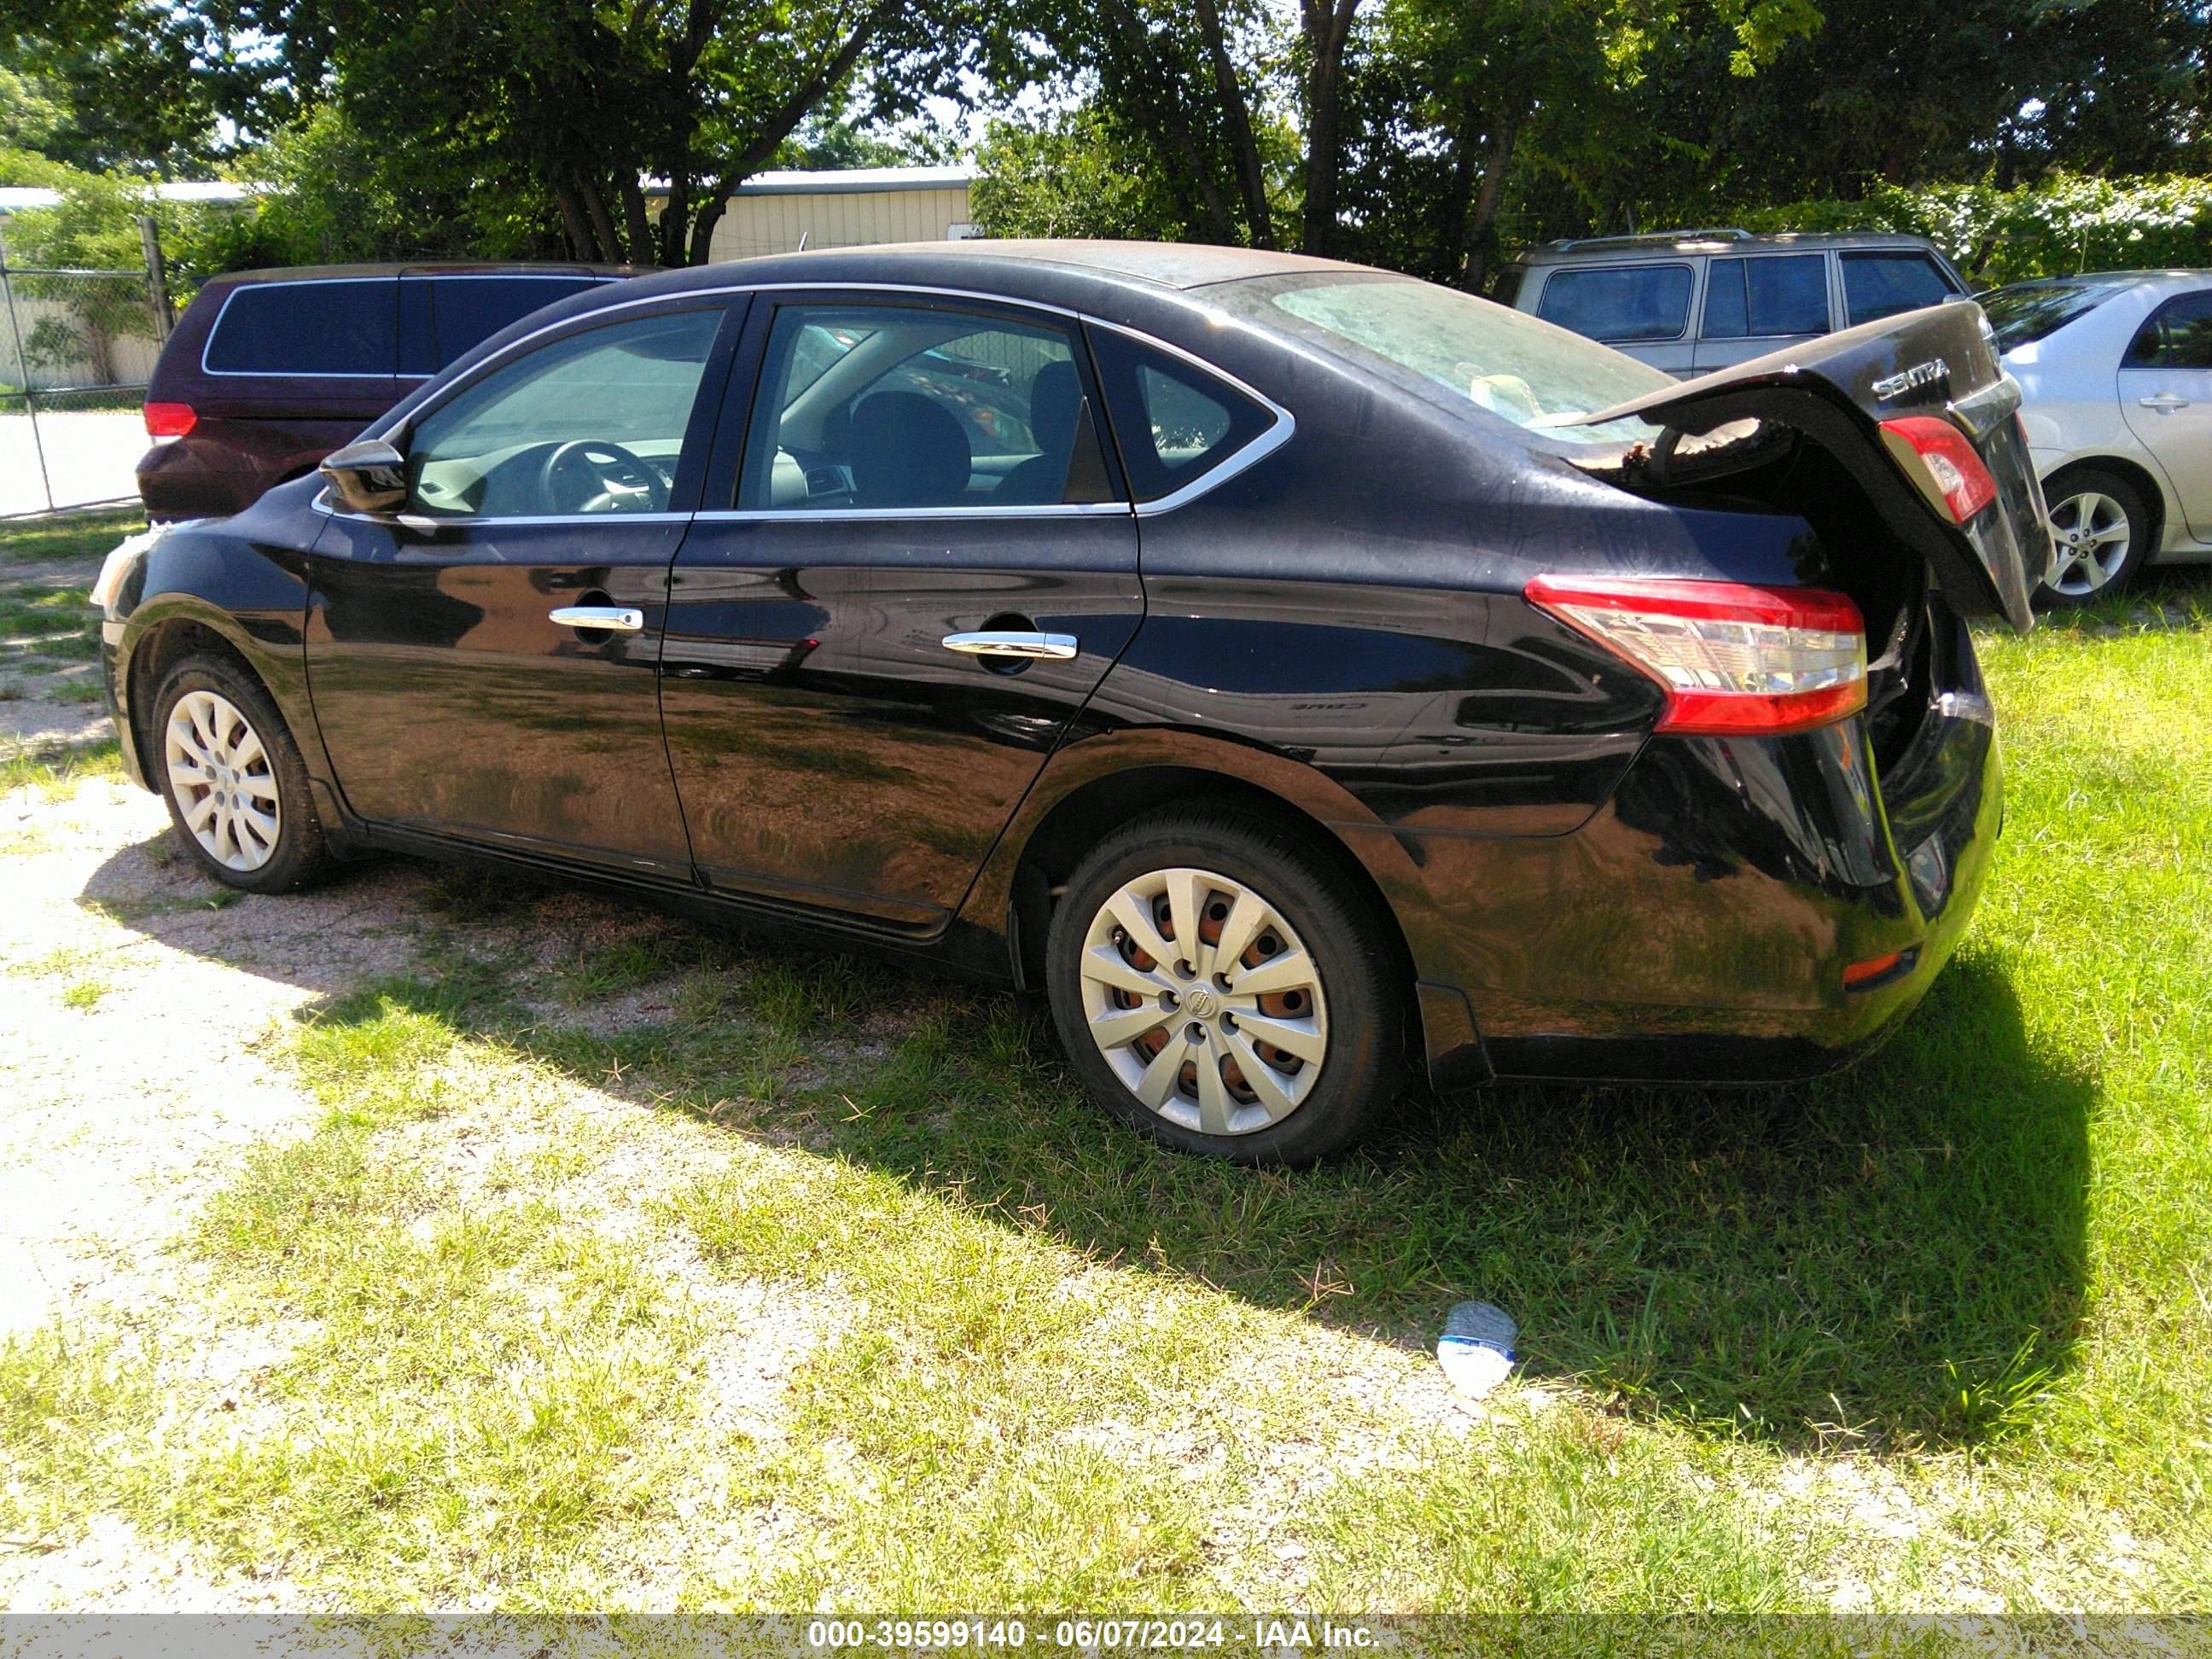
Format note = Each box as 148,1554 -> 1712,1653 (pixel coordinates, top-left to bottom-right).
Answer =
153,655 -> 335,893
2040,470 -> 2147,605
1046,808 -> 1404,1164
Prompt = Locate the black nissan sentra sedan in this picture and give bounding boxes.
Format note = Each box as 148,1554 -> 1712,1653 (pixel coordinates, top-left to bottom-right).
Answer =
90,241 -> 2050,1162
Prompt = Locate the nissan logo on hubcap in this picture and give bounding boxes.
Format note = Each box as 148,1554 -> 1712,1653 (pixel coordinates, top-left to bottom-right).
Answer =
1185,987 -> 1218,1019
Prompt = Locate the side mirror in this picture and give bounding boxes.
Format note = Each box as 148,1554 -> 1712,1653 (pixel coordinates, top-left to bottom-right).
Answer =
319,438 -> 407,515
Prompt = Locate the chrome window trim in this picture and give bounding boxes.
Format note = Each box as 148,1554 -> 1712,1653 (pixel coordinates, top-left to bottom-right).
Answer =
312,486 -> 695,528
695,503 -> 1134,524
201,277 -> 399,379
334,278 -> 1295,527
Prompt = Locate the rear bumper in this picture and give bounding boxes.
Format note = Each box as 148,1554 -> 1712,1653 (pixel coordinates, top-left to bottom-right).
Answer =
1416,616 -> 2003,1086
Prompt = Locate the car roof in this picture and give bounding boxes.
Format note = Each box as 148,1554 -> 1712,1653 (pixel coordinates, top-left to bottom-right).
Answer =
1987,269 -> 2212,290
613,239 -> 1370,300
204,261 -> 649,286
1512,230 -> 1945,265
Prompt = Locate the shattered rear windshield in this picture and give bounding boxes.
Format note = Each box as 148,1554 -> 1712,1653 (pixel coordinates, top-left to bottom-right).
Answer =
1218,271 -> 1670,446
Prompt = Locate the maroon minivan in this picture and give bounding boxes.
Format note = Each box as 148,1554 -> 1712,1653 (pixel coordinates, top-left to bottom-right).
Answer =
137,263 -> 643,520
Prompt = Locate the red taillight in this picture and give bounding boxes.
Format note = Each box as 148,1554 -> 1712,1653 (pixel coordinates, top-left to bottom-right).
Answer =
1879,415 -> 1996,525
1525,575 -> 1868,736
143,401 -> 196,438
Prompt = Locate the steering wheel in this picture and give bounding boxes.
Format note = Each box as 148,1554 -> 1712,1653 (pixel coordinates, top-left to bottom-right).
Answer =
538,439 -> 663,515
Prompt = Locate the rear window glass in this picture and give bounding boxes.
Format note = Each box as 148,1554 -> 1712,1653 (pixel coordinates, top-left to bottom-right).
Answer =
1980,280 -> 2127,352
204,279 -> 393,375
2123,291 -> 2212,370
1231,272 -> 1670,447
1703,255 -> 1830,339
1842,252 -> 1957,326
1536,265 -> 1692,342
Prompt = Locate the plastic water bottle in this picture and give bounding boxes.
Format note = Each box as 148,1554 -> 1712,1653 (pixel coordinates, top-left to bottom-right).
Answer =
1436,1300 -> 1517,1398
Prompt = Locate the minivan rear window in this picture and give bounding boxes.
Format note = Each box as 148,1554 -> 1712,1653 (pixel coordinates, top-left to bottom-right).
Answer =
1535,265 -> 1693,342
203,279 -> 394,376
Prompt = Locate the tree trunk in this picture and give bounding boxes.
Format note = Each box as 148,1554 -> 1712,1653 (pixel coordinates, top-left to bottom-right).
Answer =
1192,0 -> 1273,247
620,172 -> 655,266
1460,114 -> 1520,293
1296,0 -> 1361,256
577,177 -> 625,267
553,176 -> 597,259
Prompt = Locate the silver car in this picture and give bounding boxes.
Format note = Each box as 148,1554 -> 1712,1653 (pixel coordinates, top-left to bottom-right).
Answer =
1985,271 -> 2212,603
1499,230 -> 1969,377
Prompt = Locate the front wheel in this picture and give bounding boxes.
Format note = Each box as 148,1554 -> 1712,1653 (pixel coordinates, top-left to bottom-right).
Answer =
1045,808 -> 1405,1164
153,654 -> 335,892
2040,469 -> 2149,605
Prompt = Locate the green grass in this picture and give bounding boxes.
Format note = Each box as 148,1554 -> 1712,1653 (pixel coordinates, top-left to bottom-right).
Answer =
1,736 -> 123,801
1,583 -> 2207,1615
0,505 -> 144,566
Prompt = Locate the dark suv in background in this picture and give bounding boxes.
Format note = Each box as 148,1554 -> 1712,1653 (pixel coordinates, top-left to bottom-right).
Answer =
136,263 -> 642,520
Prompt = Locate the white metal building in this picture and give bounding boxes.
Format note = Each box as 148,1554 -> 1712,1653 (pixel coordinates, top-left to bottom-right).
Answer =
701,165 -> 980,263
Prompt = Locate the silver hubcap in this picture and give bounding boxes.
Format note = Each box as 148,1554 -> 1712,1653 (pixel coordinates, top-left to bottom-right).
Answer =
164,689 -> 280,872
2046,491 -> 2132,597
1077,866 -> 1329,1137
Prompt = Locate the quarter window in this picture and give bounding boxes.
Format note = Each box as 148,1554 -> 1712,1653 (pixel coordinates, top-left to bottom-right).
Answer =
403,307 -> 724,518
1535,265 -> 1693,343
2123,292 -> 2212,370
1087,330 -> 1275,503
1841,252 -> 1957,327
737,302 -> 1116,510
1703,255 -> 1831,339
205,279 -> 394,376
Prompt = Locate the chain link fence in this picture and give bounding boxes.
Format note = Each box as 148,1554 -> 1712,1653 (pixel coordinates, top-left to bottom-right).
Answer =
1,221 -> 172,517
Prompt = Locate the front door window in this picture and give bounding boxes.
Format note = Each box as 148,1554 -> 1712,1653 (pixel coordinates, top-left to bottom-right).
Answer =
404,308 -> 724,519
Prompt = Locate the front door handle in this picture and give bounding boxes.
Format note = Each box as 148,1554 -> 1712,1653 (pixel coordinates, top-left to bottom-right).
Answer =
2139,393 -> 2191,410
550,605 -> 644,632
941,631 -> 1078,661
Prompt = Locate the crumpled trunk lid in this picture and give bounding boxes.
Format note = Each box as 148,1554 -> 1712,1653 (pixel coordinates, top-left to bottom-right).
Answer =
1566,300 -> 2052,632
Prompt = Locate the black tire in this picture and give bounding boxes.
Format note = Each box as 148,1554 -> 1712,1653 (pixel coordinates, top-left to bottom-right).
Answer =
2038,468 -> 2150,607
150,653 -> 336,893
1045,806 -> 1406,1164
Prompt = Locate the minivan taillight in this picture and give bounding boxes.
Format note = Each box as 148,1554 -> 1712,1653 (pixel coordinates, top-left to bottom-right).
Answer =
143,401 -> 196,438
1525,576 -> 1867,736
1879,415 -> 1996,525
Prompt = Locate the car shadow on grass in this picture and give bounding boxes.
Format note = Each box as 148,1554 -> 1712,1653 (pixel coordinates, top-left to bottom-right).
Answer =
97,836 -> 2090,1459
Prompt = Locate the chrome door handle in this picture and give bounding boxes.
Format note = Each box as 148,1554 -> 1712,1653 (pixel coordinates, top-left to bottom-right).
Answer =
550,605 -> 644,632
941,631 -> 1078,661
2139,393 -> 2191,410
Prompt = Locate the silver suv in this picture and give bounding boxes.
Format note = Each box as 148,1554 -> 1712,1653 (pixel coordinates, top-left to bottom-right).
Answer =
1499,230 -> 1970,376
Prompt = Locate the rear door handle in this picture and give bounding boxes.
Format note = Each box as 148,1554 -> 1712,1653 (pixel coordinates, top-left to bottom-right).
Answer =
550,605 -> 644,632
2139,393 -> 2191,410
941,631 -> 1078,661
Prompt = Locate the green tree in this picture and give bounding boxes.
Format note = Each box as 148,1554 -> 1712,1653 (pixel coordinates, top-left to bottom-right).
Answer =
0,0 -> 224,175
970,108 -> 1201,239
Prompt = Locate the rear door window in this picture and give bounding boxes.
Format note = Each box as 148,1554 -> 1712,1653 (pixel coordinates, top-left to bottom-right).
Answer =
1703,254 -> 1831,339
203,278 -> 395,375
1536,265 -> 1693,343
1841,252 -> 1958,326
2122,291 -> 2212,369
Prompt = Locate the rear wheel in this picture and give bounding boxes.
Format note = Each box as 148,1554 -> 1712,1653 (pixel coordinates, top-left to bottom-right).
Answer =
2040,469 -> 2149,605
153,654 -> 335,893
1045,809 -> 1404,1164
